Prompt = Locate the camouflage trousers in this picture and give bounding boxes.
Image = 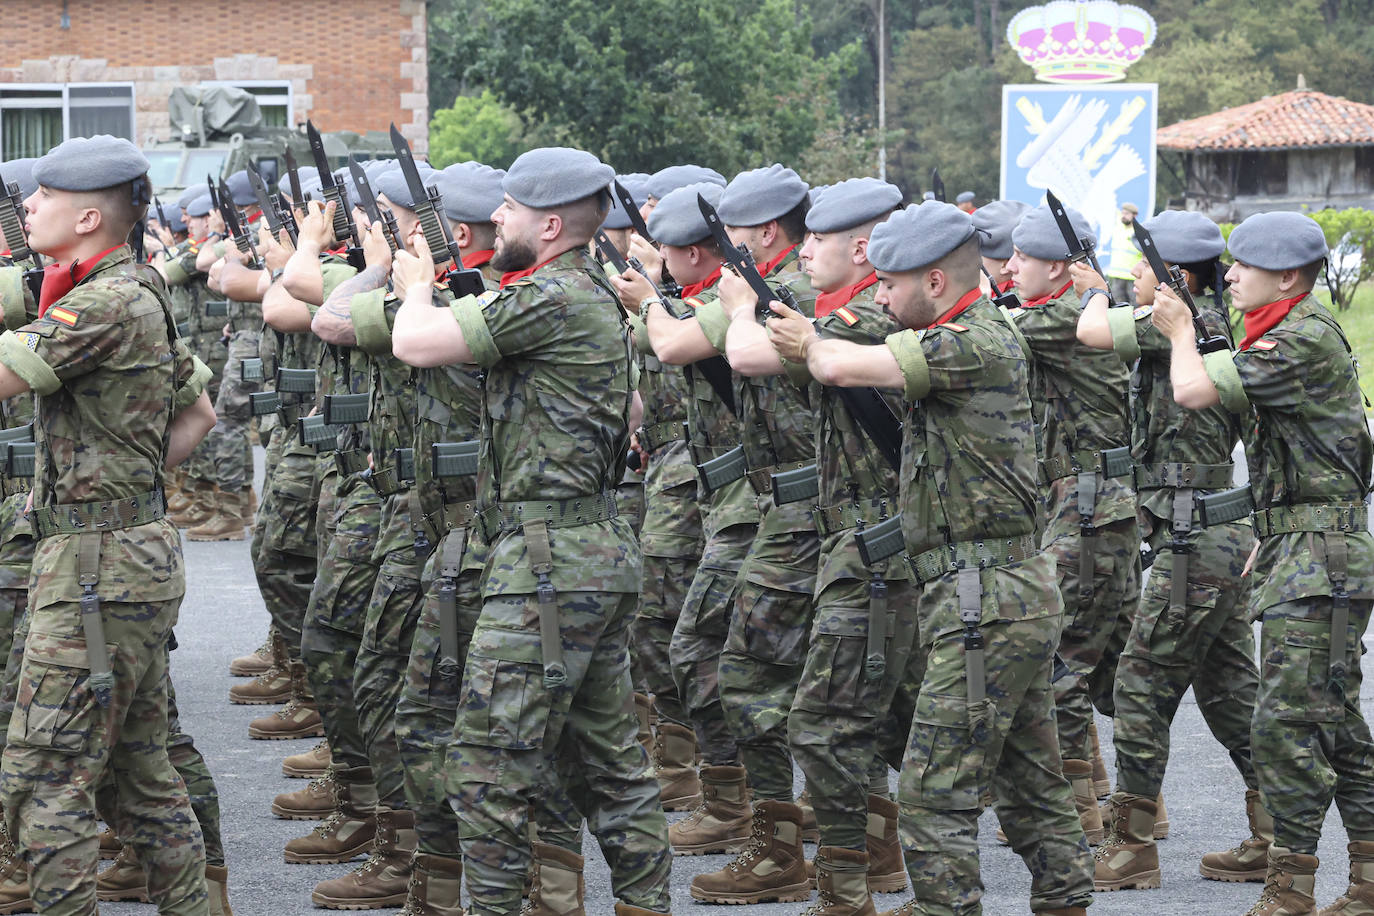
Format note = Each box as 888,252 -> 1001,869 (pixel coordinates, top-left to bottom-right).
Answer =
900,554 -> 1093,915
670,515 -> 757,765
449,591 -> 672,916
396,522 -> 482,858
1043,499 -> 1138,763
719,500 -> 821,802
0,596 -> 207,915
252,429 -> 319,655
300,479 -> 382,775
1253,589 -> 1374,854
1113,510 -> 1258,798
634,474 -> 703,727
790,540 -> 920,848
355,496 -> 425,811
195,330 -> 260,493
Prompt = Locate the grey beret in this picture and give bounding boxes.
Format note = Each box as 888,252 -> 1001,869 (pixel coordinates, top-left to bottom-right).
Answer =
373,164 -> 436,212
0,158 -> 38,201
921,191 -> 935,201
186,194 -> 213,218
956,191 -> 975,204
807,184 -> 830,206
1012,202 -> 1096,261
33,135 -> 149,192
1227,211 -> 1327,270
805,177 -> 901,234
436,161 -> 506,224
618,173 -> 652,205
222,170 -> 255,207
175,184 -> 203,210
298,177 -> 322,200
503,147 -> 614,208
868,201 -> 977,273
646,182 -> 724,247
971,199 -> 1032,260
155,203 -> 186,233
717,164 -> 809,227
1141,210 -> 1225,264
282,165 -> 319,196
646,165 -> 725,202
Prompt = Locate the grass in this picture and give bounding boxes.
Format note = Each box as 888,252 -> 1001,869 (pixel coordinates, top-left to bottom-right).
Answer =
1316,285 -> 1374,408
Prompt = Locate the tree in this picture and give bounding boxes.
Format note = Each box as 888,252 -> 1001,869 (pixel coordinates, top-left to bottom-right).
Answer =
429,91 -> 527,169
1310,207 -> 1374,311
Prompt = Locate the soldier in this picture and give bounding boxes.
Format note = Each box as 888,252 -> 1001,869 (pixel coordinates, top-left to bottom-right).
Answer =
1005,204 -> 1138,843
391,146 -> 671,916
1150,211 -> 1374,915
776,199 -> 1093,915
970,199 -> 1029,295
642,164 -> 726,217
1071,210 -> 1264,892
0,135 -> 218,913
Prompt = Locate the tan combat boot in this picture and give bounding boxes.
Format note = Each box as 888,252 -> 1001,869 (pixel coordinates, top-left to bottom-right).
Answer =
311,808 -> 417,909
524,842 -> 585,915
241,484 -> 257,527
1089,718 -> 1110,798
669,764 -> 752,855
249,660 -> 324,740
634,692 -> 656,755
188,485 -> 246,541
285,766 -> 378,864
284,740 -> 332,779
865,794 -> 907,893
228,632 -> 274,678
205,863 -> 234,916
274,767 -> 339,820
1319,841 -> 1374,914
1155,792 -> 1170,839
1093,792 -> 1160,891
613,905 -> 671,916
169,476 -> 215,528
399,851 -> 463,916
0,821 -> 33,915
98,825 -> 120,860
651,723 -> 702,812
807,846 -> 876,916
1064,759 -> 1105,845
96,844 -> 149,902
228,629 -> 291,705
1247,846 -> 1319,915
1201,789 -> 1273,883
164,467 -> 189,514
689,799 -> 812,904
797,789 -> 822,843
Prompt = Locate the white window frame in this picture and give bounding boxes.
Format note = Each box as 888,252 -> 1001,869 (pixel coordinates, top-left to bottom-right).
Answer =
201,80 -> 293,126
0,82 -> 137,149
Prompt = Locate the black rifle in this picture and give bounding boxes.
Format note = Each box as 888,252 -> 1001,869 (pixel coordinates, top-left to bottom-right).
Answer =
697,193 -> 797,321
247,165 -> 290,245
348,157 -> 404,255
389,123 -> 484,299
1132,220 -> 1230,354
306,120 -> 365,270
981,265 -> 1022,310
0,180 -> 43,302
154,196 -> 170,232
276,192 -> 300,244
206,174 -> 221,213
931,168 -> 947,203
216,178 -> 262,269
1045,189 -> 1112,303
613,179 -> 685,296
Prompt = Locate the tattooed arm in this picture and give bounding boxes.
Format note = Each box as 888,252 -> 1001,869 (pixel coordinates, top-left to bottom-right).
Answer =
311,263 -> 388,346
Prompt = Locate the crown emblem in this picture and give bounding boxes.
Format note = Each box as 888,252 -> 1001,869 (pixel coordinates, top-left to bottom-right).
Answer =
1007,0 -> 1156,83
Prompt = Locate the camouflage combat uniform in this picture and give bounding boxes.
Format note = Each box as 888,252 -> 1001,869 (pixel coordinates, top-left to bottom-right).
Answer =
1106,295 -> 1259,798
888,293 -> 1093,913
1008,281 -> 1137,763
163,238 -> 224,488
0,247 -> 210,914
197,236 -> 262,498
1203,291 -> 1374,854
446,248 -> 671,916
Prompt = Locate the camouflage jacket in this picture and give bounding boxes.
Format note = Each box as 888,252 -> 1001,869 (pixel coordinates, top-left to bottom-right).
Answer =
315,259 -> 370,458
162,240 -> 223,382
1204,292 -> 1374,608
450,246 -> 640,595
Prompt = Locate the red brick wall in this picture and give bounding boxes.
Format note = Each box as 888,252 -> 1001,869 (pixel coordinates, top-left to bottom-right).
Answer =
0,0 -> 429,150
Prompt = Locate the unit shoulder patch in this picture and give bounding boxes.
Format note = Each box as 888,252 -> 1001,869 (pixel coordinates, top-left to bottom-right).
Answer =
1132,305 -> 1153,320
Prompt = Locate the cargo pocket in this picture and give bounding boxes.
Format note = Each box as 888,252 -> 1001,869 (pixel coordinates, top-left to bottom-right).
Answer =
455,654 -> 550,749
793,634 -> 880,716
10,632 -> 104,755
901,691 -> 991,811
363,563 -> 422,656
727,585 -> 811,666
1265,618 -> 1343,723
680,570 -> 735,637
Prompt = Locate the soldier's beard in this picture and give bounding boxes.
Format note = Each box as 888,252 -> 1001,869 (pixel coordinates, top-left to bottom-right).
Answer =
492,235 -> 539,273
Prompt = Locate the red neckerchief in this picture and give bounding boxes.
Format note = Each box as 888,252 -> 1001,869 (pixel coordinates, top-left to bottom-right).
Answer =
815,272 -> 878,318
39,244 -> 124,316
999,279 -> 1015,293
462,249 -> 494,270
1241,293 -> 1306,350
921,287 -> 982,329
680,266 -> 723,300
756,244 -> 797,278
499,254 -> 561,289
326,244 -> 348,257
243,208 -> 263,226
1020,279 -> 1073,309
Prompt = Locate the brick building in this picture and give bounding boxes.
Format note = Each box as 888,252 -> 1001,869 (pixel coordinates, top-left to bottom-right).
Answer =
0,0 -> 429,158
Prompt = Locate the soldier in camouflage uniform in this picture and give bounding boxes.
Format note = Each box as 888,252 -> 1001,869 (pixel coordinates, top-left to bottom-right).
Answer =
1071,210 -> 1264,892
391,147 -> 670,916
1152,211 -> 1374,916
788,200 -> 1093,916
1005,204 -> 1139,843
0,136 -> 219,914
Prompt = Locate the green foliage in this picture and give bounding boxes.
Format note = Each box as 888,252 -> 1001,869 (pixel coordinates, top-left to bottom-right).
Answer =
428,91 -> 527,169
1309,207 -> 1374,311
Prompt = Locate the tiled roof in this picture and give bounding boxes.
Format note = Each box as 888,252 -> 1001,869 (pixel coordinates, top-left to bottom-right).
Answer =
1156,90 -> 1374,151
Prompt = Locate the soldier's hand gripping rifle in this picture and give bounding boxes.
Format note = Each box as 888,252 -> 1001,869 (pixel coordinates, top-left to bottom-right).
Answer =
1132,220 -> 1230,354
306,120 -> 365,271
347,157 -> 404,255
217,178 -> 263,269
389,124 -> 484,299
1,180 -> 44,303
248,165 -> 293,247
1045,189 -> 1114,306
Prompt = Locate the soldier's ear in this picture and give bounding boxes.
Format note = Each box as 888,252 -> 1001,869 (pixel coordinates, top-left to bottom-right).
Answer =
852,236 -> 869,266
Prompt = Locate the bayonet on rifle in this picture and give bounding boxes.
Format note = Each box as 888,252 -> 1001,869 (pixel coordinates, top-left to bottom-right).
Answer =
1132,220 -> 1230,354
348,157 -> 403,255
931,169 -> 947,204
0,180 -> 43,303
613,180 -> 657,248
388,123 -> 483,299
306,120 -> 364,268
247,166 -> 285,241
1045,190 -> 1111,298
283,148 -> 306,204
217,178 -> 262,268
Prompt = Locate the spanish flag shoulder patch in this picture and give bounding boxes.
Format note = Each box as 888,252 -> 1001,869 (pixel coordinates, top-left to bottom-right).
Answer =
939,322 -> 968,332
1252,339 -> 1278,350
833,306 -> 858,326
47,306 -> 79,328
684,296 -> 704,310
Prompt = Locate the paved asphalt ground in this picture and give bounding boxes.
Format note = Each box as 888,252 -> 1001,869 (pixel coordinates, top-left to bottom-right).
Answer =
95,450 -> 1371,915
